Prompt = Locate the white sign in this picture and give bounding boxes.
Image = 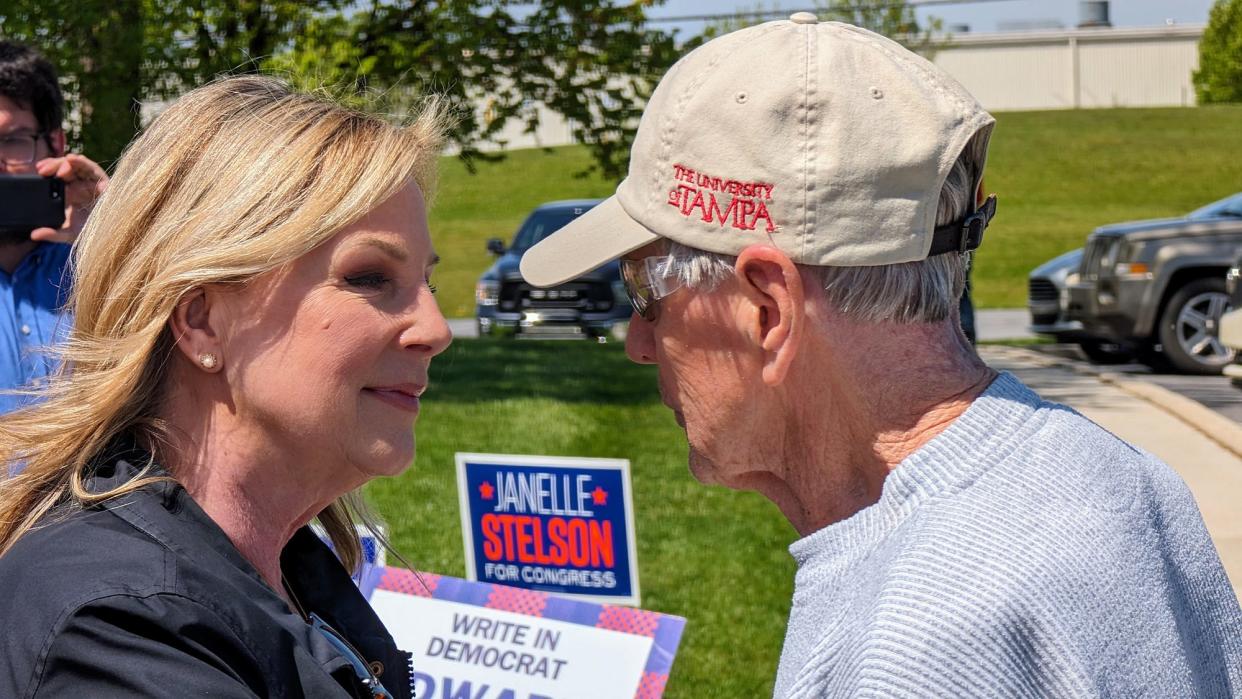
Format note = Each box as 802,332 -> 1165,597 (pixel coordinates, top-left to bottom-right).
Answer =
372,589 -> 654,699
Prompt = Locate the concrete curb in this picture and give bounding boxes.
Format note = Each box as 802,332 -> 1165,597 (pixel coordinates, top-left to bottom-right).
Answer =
986,346 -> 1242,460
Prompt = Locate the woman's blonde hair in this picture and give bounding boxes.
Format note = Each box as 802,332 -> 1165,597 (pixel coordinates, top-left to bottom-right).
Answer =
0,75 -> 447,571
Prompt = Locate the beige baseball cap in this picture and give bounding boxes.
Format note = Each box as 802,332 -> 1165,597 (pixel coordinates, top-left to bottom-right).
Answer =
521,13 -> 995,287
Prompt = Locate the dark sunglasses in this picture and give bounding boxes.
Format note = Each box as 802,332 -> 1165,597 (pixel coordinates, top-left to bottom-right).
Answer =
619,256 -> 683,321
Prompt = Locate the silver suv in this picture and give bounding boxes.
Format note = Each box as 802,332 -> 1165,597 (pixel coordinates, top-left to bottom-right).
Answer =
1028,248 -> 1131,363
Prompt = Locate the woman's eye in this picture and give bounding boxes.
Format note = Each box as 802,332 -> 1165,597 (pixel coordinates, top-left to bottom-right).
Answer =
427,280 -> 438,295
345,273 -> 389,290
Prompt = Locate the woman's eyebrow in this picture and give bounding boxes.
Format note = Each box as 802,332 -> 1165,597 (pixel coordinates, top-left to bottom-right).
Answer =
356,237 -> 408,262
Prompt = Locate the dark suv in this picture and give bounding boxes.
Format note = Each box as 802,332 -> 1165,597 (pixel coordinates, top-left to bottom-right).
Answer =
475,200 -> 632,339
1066,192 -> 1242,374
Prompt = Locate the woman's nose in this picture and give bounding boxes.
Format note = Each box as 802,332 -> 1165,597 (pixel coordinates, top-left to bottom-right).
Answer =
400,290 -> 452,356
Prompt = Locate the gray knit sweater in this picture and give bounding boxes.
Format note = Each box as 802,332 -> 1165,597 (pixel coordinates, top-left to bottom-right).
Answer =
775,372 -> 1242,698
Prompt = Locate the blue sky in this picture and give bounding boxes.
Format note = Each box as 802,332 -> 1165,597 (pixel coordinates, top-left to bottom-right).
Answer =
647,1 -> 1217,38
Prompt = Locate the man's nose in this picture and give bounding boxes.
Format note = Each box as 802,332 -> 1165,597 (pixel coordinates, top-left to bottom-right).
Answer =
624,311 -> 657,365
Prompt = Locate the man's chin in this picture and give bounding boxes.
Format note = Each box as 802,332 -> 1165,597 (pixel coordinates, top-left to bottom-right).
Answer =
687,449 -> 723,486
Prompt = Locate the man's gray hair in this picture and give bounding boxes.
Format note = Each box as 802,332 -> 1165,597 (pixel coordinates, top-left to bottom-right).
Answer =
663,132 -> 989,324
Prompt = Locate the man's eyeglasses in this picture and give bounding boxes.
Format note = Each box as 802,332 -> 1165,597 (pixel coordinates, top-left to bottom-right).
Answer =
619,255 -> 683,321
0,132 -> 47,166
308,613 -> 394,698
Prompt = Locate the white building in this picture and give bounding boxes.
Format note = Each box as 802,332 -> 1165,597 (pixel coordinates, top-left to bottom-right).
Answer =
933,24 -> 1204,111
489,23 -> 1206,151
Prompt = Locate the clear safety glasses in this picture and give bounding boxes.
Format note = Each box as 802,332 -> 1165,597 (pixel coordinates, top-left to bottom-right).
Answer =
619,255 -> 683,321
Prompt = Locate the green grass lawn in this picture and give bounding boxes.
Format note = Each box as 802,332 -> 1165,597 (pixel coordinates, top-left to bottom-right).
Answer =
367,339 -> 797,698
429,104 -> 1242,314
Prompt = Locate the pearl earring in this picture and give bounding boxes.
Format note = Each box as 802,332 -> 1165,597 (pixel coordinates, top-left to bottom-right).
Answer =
198,353 -> 218,370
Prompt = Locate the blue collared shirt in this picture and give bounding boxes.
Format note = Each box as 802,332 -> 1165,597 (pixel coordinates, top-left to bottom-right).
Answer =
1,242 -> 72,415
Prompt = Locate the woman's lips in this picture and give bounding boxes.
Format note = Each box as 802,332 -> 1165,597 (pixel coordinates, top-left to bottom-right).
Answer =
365,386 -> 423,413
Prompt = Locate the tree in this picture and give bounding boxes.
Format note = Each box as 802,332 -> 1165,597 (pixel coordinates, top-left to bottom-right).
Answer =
0,0 -> 147,167
154,1 -> 344,87
3,0 -> 679,179
0,0 -> 336,166
270,1 -> 681,179
819,0 -> 942,55
1194,0 -> 1242,104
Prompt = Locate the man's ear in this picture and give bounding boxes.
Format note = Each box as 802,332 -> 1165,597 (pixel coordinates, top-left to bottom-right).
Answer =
169,288 -> 224,373
734,245 -> 804,386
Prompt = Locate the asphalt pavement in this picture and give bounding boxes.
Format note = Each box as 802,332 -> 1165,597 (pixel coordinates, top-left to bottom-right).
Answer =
974,308 -> 1032,342
448,318 -> 478,339
973,310 -> 1242,425
1024,342 -> 1242,424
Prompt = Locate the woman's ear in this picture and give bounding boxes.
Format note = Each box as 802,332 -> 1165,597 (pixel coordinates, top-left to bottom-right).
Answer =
169,288 -> 223,373
734,245 -> 805,386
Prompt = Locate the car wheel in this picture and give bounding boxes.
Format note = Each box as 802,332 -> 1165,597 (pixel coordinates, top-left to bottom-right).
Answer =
1076,340 -> 1132,365
1156,277 -> 1235,375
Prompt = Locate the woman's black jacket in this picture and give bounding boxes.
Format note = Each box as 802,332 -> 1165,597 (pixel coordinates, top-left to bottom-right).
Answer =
0,443 -> 415,698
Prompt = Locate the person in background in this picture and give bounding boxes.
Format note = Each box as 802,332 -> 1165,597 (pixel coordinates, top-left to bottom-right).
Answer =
521,14 -> 1242,698
0,75 -> 450,698
0,41 -> 108,415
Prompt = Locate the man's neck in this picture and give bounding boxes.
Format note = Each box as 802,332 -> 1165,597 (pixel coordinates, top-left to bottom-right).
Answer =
751,321 -> 997,536
0,239 -> 38,275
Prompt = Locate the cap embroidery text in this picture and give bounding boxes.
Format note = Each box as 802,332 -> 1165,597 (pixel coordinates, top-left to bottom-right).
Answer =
666,164 -> 776,233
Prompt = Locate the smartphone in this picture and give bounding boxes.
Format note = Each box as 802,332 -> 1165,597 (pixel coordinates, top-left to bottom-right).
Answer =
0,175 -> 66,233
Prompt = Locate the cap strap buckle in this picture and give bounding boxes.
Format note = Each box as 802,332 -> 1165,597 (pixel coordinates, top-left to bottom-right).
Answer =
927,194 -> 998,257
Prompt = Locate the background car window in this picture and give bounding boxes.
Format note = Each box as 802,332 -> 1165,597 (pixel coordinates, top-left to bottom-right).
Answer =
1188,193 -> 1242,220
510,211 -> 585,252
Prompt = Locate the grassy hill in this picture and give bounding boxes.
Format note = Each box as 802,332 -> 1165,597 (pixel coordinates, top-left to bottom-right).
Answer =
429,104 -> 1242,316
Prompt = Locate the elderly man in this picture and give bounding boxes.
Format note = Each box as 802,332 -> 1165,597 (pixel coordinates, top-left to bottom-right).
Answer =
522,14 -> 1242,698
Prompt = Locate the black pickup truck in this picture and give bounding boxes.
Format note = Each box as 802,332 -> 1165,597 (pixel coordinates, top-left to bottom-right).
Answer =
474,200 -> 632,339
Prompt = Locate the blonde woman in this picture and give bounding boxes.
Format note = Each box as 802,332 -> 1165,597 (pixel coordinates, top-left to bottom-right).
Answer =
0,76 -> 450,698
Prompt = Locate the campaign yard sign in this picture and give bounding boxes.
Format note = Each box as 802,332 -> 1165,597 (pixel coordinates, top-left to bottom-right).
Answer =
456,453 -> 640,605
370,568 -> 686,699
